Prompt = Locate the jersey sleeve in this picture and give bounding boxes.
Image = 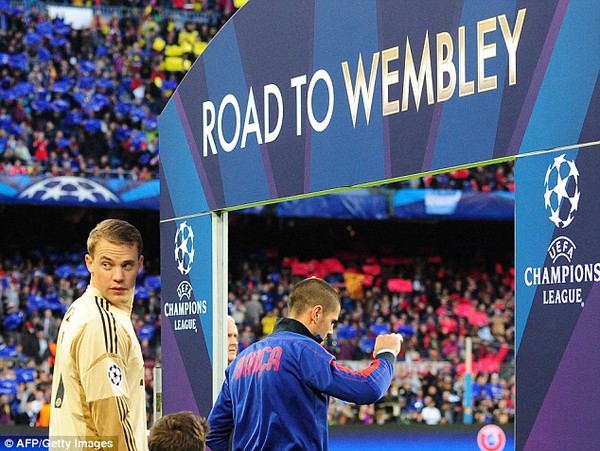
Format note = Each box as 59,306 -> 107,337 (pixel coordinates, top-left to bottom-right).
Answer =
303,343 -> 395,405
74,319 -> 130,402
207,371 -> 234,451
72,318 -> 140,451
90,396 -> 139,451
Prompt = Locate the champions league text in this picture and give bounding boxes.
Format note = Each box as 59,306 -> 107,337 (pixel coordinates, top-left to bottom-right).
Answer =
163,299 -> 207,332
524,263 -> 600,306
200,9 -> 526,157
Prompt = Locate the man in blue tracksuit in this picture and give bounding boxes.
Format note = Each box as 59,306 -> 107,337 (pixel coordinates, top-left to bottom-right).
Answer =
207,277 -> 403,451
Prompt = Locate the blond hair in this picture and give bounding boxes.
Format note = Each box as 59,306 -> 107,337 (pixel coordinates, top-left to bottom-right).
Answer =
87,219 -> 143,257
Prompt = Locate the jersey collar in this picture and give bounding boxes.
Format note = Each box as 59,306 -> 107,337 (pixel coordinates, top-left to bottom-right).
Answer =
273,317 -> 323,343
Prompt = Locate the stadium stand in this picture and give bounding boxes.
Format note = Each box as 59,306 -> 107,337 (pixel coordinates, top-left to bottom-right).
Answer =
0,0 -> 234,179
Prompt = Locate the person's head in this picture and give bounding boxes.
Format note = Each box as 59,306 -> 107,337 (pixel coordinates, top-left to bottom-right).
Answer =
227,315 -> 239,364
148,411 -> 209,451
85,219 -> 144,309
288,277 -> 341,340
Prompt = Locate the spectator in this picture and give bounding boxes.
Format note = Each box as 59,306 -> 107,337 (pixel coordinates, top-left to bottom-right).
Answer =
226,315 -> 239,365
260,308 -> 278,336
244,292 -> 264,333
14,139 -> 32,164
485,373 -> 504,401
420,396 -> 442,425
0,394 -> 13,425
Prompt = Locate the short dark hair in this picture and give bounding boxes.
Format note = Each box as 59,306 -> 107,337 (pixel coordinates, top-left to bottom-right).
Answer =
288,277 -> 340,315
87,219 -> 143,257
148,411 -> 209,451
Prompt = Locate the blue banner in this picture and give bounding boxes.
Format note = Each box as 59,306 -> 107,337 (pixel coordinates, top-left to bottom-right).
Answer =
276,189 -> 388,219
516,147 -> 600,450
160,0 -> 600,217
0,175 -> 158,209
160,214 -> 214,417
394,189 -> 514,219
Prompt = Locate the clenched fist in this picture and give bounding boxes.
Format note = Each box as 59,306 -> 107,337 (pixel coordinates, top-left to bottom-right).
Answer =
373,333 -> 403,358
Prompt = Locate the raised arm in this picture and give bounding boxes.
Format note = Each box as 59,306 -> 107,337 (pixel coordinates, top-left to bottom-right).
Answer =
309,333 -> 403,404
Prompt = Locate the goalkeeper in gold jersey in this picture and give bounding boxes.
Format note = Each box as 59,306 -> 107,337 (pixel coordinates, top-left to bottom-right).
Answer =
49,219 -> 148,451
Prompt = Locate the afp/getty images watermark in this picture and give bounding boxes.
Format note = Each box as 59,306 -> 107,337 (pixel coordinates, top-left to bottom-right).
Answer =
0,436 -> 117,450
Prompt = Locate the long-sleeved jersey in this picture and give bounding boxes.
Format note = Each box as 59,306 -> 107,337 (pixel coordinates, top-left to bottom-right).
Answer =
207,318 -> 395,451
49,286 -> 147,451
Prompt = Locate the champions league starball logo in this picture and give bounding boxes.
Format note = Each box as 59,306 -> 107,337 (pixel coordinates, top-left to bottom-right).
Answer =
108,364 -> 123,386
174,221 -> 195,275
543,154 -> 580,228
19,176 -> 119,203
168,223 -> 206,332
522,153 -> 599,308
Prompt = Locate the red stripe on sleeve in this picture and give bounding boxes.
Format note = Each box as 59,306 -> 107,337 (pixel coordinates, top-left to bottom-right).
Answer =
332,359 -> 381,377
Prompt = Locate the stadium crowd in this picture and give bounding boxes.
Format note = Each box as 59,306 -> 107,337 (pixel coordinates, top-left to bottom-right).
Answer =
0,1 -> 232,179
227,229 -> 515,427
393,161 -> 515,193
0,0 -> 514,432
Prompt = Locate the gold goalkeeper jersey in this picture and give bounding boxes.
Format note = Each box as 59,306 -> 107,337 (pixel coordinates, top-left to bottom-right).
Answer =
49,286 -> 147,451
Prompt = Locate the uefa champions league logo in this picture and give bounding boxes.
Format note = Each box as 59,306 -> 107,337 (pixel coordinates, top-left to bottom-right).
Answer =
177,281 -> 193,300
19,176 -> 119,203
174,221 -> 195,275
543,154 -> 580,228
108,364 -> 123,386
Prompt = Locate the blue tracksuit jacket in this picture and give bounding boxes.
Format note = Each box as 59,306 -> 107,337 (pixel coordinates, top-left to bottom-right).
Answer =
207,318 -> 395,451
